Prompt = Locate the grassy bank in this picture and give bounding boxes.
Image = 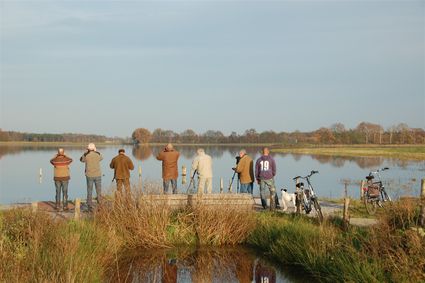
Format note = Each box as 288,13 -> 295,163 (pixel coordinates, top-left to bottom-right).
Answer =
0,195 -> 255,282
1,197 -> 424,282
247,199 -> 425,282
271,145 -> 425,160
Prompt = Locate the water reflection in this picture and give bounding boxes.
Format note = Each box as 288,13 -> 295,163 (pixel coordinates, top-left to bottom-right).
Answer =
107,247 -> 298,283
0,144 -> 422,170
133,145 -> 153,161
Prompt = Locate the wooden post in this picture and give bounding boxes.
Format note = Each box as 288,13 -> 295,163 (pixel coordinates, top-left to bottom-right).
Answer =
360,180 -> 365,200
31,201 -> 38,212
182,165 -> 187,185
420,179 -> 425,227
296,178 -> 301,214
343,198 -> 350,229
74,198 -> 81,220
229,180 -> 233,193
138,165 -> 142,191
220,178 -> 223,193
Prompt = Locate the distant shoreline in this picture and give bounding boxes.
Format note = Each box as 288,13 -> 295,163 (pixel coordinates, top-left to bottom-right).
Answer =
1,141 -> 424,159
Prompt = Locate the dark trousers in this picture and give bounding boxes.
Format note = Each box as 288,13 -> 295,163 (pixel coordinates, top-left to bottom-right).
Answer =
54,180 -> 69,208
163,179 -> 178,194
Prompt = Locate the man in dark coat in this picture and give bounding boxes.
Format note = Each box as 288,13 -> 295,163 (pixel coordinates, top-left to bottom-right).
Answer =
156,143 -> 180,194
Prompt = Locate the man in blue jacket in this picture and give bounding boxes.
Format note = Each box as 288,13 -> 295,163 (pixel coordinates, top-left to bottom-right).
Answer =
255,147 -> 279,210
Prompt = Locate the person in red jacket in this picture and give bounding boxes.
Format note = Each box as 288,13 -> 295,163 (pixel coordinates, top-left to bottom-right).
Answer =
50,148 -> 73,211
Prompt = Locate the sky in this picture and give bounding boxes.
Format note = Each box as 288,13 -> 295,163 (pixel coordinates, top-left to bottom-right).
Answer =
0,0 -> 424,137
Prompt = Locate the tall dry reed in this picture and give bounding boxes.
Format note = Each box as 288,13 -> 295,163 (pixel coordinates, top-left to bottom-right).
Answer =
0,208 -> 111,283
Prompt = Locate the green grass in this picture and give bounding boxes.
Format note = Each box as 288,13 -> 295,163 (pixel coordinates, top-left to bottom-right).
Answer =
2,199 -> 424,282
271,145 -> 425,160
247,202 -> 425,282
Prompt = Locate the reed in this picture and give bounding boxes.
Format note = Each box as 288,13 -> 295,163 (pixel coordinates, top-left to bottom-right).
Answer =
0,209 -> 111,283
248,202 -> 425,282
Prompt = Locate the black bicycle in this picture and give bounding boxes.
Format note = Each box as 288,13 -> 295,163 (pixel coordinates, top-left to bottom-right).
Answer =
293,170 -> 323,222
363,167 -> 392,215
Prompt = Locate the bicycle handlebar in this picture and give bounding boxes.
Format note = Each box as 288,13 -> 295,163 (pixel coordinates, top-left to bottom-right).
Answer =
293,170 -> 319,180
370,167 -> 390,175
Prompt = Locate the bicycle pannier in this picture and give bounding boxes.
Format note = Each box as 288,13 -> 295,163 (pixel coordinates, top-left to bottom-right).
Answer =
367,184 -> 380,197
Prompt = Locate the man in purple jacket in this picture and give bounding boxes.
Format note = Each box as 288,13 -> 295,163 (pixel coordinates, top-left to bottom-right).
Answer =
255,147 -> 279,210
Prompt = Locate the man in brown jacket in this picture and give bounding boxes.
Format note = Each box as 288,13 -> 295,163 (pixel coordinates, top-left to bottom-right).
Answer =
50,148 -> 73,211
233,149 -> 254,194
156,143 -> 180,194
110,149 -> 134,194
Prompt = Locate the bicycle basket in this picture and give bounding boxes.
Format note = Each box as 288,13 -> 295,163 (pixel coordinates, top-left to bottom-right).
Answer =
367,184 -> 380,197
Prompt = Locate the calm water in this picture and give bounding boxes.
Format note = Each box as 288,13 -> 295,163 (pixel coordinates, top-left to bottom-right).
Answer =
106,246 -> 306,283
0,145 -> 424,204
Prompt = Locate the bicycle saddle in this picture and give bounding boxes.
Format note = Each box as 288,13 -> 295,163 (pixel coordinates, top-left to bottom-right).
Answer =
366,176 -> 374,180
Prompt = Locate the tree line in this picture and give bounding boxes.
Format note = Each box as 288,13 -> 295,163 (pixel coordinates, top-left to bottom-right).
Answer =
0,130 -> 124,143
132,122 -> 425,145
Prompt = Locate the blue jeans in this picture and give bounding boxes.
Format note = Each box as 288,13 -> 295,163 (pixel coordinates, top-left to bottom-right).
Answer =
163,179 -> 177,194
259,179 -> 279,210
86,176 -> 102,208
54,180 -> 69,207
240,182 -> 253,194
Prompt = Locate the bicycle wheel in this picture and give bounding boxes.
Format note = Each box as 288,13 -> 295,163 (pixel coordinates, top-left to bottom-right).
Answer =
313,198 -> 324,222
381,189 -> 392,203
364,197 -> 377,215
304,198 -> 312,214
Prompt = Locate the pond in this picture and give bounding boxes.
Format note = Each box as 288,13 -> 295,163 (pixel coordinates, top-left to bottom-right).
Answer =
107,246 -> 306,283
0,144 -> 423,204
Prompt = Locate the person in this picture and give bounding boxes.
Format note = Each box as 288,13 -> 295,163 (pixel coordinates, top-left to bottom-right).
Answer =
233,149 -> 254,194
190,148 -> 213,194
156,143 -> 180,194
110,149 -> 134,195
255,147 -> 279,210
50,148 -> 73,211
254,260 -> 276,283
80,143 -> 103,211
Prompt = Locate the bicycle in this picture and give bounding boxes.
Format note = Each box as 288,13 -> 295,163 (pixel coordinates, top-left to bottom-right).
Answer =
363,167 -> 392,215
293,170 -> 324,222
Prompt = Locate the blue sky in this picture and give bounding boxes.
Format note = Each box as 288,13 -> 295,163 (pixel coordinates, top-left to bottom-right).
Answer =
1,0 -> 424,137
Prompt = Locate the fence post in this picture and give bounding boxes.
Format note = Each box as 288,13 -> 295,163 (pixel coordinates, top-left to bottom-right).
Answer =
420,179 -> 425,227
182,165 -> 187,185
360,180 -> 365,200
343,198 -> 350,229
220,178 -> 223,193
74,198 -> 81,220
138,165 -> 142,191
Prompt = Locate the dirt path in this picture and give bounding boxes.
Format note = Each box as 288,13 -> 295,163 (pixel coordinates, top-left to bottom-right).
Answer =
253,198 -> 379,227
2,197 -> 379,226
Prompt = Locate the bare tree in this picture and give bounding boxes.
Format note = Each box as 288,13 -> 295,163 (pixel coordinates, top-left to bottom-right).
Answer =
132,128 -> 152,144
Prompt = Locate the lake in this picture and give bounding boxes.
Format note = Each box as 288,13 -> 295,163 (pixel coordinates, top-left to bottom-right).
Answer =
0,144 -> 424,204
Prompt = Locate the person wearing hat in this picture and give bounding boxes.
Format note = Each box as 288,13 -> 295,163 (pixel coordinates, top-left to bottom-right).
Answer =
156,143 -> 180,194
50,148 -> 73,211
110,148 -> 134,195
80,143 -> 103,211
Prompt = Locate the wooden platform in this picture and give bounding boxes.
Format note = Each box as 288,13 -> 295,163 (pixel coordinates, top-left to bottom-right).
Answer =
139,193 -> 255,209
